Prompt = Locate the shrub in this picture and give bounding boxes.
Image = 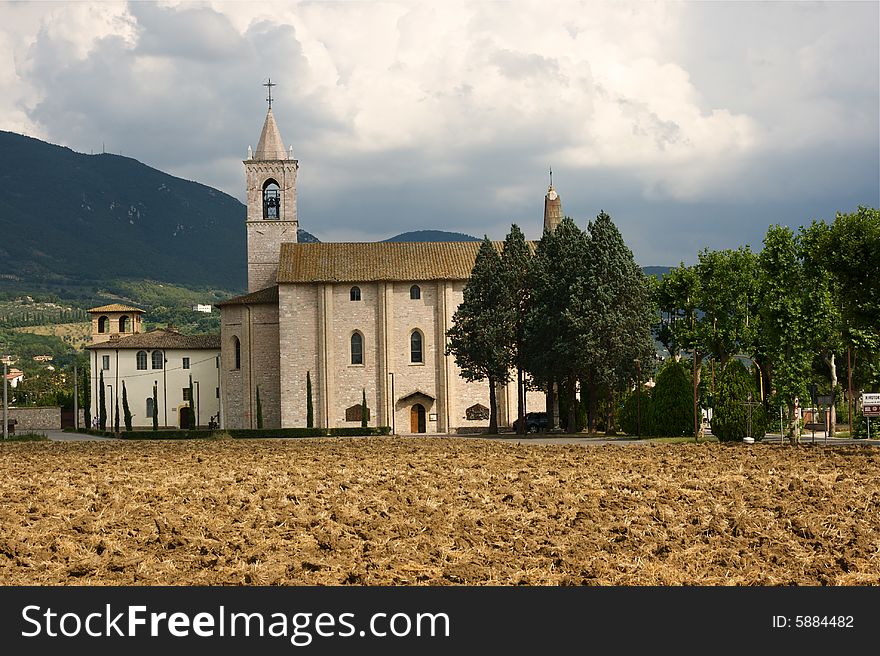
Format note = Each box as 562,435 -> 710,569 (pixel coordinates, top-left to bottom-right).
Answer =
647,359 -> 694,437
619,386 -> 651,436
711,359 -> 767,442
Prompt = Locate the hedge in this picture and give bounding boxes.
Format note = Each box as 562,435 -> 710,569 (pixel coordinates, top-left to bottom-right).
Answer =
64,427 -> 392,440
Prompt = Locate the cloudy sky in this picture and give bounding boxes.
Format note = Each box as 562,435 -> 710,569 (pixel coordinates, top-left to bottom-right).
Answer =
1,0 -> 877,266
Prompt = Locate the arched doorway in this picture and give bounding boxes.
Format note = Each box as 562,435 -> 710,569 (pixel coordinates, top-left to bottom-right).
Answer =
179,405 -> 192,429
410,403 -> 426,434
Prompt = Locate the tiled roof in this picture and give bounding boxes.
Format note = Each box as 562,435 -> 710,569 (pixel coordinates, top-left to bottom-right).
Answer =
277,241 -> 526,283
88,304 -> 145,313
215,285 -> 279,307
85,329 -> 219,350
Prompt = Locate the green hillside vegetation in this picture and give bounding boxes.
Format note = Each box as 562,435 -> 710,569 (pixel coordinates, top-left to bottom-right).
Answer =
0,131 -> 318,291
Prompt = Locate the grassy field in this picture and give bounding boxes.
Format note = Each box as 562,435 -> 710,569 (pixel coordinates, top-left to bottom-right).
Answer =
11,322 -> 91,349
1,437 -> 877,586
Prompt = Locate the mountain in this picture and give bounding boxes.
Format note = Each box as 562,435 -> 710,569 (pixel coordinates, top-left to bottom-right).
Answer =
0,131 -> 318,291
384,230 -> 480,242
642,266 -> 673,278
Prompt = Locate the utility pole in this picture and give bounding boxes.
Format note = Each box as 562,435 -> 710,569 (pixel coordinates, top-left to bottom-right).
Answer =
693,348 -> 699,441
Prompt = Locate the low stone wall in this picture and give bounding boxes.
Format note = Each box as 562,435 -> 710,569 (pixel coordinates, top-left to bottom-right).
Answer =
6,407 -> 62,431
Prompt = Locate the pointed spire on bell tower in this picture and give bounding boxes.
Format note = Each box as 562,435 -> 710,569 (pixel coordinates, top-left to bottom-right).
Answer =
244,78 -> 300,292
543,166 -> 563,233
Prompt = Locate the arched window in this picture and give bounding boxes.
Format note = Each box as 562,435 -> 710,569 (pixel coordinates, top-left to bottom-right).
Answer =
146,397 -> 154,419
351,332 -> 363,365
151,350 -> 164,370
410,330 -> 423,363
136,351 -> 148,370
233,337 -> 241,370
97,316 -> 108,333
119,315 -> 130,333
350,286 -> 361,301
262,179 -> 281,219
410,285 -> 421,300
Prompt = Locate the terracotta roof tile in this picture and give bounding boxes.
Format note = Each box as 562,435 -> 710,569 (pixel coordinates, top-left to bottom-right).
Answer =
85,329 -> 219,350
215,285 -> 279,307
88,304 -> 145,313
277,242 -> 522,283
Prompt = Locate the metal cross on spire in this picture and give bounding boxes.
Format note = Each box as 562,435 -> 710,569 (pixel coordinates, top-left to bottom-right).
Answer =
263,77 -> 276,109
549,166 -> 553,187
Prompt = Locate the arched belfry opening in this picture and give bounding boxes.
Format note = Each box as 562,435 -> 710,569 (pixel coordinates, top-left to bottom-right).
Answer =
263,179 -> 281,219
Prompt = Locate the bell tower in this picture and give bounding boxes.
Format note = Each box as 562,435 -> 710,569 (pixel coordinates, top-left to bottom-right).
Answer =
244,78 -> 298,292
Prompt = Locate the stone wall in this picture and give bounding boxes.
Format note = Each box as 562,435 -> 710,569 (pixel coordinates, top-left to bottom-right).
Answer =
7,406 -> 61,430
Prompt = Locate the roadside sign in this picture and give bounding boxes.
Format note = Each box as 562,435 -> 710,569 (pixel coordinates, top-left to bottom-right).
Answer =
863,393 -> 880,417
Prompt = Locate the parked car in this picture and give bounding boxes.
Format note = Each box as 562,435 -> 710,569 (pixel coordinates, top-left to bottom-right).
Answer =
512,412 -> 548,433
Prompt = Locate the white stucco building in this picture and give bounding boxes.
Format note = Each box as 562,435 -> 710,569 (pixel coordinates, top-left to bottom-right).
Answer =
85,304 -> 221,429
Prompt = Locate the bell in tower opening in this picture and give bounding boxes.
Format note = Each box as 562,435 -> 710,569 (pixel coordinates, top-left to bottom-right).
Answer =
263,180 -> 281,219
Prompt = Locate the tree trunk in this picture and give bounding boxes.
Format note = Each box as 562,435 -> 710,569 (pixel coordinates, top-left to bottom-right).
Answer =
487,375 -> 498,434
605,387 -> 617,436
826,352 -> 837,436
549,380 -> 561,431
516,366 -> 525,435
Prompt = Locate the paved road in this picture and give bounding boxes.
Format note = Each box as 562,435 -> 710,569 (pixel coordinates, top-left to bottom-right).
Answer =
16,429 -> 880,447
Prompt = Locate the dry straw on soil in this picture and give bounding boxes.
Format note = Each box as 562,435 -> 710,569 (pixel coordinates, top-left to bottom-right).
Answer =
0,437 -> 877,585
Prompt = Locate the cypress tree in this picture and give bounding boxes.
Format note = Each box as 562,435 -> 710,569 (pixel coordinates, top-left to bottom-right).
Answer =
122,380 -> 132,432
711,359 -> 767,442
98,369 -> 107,431
152,383 -> 158,431
114,386 -> 120,434
646,359 -> 693,436
82,365 -> 91,429
306,371 -> 314,428
256,385 -> 263,429
446,237 -> 513,433
361,388 -> 368,428
188,375 -> 195,429
500,224 -> 533,434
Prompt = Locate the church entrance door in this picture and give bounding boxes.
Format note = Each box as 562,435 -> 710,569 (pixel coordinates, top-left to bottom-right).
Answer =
410,404 -> 426,433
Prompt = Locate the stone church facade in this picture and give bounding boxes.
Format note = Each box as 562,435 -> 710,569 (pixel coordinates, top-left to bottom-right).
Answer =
218,104 -> 554,434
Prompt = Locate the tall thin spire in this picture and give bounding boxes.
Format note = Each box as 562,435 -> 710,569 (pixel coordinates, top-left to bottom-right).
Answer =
254,79 -> 288,160
543,167 -> 563,233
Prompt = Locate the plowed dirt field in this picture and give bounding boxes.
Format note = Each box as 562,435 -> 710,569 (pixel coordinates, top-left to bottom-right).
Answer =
1,437 -> 877,585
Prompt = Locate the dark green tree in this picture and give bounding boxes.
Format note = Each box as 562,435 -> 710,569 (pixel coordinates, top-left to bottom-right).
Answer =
256,385 -> 263,429
152,382 -> 158,431
306,371 -> 314,428
81,364 -> 91,429
98,369 -> 107,431
574,211 -> 656,434
500,224 -> 533,434
122,380 -> 132,432
523,217 -> 589,431
447,237 -> 514,433
711,359 -> 767,442
646,359 -> 693,437
188,375 -> 196,428
113,385 -> 120,434
619,386 -> 652,437
361,388 -> 368,428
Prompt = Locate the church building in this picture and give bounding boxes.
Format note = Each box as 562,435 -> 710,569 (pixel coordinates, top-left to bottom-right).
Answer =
218,100 -> 559,434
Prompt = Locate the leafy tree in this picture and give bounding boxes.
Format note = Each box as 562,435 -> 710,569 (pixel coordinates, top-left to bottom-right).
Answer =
758,225 -> 813,439
361,388 -> 368,429
447,237 -> 513,433
122,380 -> 132,432
500,224 -> 533,434
711,359 -> 767,442
306,371 -> 314,428
256,385 -> 263,429
654,262 -> 700,359
647,359 -> 694,437
152,382 -> 158,431
98,369 -> 106,431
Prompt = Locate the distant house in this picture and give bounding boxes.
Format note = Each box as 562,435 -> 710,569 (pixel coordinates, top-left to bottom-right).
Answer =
5,368 -> 23,388
33,355 -> 54,362
85,305 -> 220,429
192,304 -> 212,313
